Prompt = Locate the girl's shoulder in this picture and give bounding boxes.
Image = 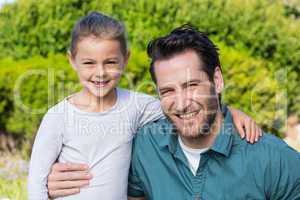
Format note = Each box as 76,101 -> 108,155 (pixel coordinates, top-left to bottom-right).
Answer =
37,99 -> 68,129
41,98 -> 70,123
117,88 -> 159,105
46,98 -> 68,114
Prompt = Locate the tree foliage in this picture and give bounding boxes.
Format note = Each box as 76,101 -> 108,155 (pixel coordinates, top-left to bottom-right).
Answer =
0,0 -> 299,141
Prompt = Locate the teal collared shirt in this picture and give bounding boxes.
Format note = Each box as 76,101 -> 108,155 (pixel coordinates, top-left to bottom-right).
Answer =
128,109 -> 300,200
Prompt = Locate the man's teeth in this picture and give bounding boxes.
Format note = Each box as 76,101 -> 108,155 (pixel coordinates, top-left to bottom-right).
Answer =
178,111 -> 199,119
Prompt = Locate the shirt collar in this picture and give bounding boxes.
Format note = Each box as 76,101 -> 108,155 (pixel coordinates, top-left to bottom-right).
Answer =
158,105 -> 235,157
157,118 -> 178,154
210,115 -> 234,157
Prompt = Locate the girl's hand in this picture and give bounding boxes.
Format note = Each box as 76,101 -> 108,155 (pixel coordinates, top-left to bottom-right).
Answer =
229,107 -> 263,143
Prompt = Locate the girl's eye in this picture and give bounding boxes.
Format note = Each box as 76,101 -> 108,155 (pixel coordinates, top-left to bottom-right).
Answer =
106,61 -> 118,65
83,62 -> 94,65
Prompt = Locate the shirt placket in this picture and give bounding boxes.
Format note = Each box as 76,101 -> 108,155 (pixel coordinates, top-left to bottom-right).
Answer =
192,153 -> 209,200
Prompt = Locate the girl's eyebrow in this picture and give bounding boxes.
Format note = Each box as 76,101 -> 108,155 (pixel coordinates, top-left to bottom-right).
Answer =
81,58 -> 96,61
105,57 -> 119,61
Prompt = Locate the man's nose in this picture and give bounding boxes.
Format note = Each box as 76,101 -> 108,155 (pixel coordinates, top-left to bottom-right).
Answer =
174,91 -> 190,113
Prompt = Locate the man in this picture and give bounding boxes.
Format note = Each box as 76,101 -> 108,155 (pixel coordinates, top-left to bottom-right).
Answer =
46,25 -> 300,199
126,25 -> 300,199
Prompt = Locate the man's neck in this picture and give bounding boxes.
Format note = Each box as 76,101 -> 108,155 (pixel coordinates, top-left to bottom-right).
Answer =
180,111 -> 223,149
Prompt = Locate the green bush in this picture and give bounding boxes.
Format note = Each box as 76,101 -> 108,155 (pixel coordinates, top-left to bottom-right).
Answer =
0,42 -> 286,140
0,0 -> 298,142
0,54 -> 77,139
0,47 -> 157,140
219,43 -> 285,136
0,0 -> 298,115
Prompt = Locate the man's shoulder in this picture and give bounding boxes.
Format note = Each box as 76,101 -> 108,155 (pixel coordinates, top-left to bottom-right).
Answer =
133,118 -> 172,146
135,117 -> 169,134
262,133 -> 300,158
233,132 -> 300,160
254,133 -> 288,148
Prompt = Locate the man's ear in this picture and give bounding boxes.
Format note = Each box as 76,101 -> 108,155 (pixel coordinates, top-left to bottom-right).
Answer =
213,66 -> 224,94
67,51 -> 78,71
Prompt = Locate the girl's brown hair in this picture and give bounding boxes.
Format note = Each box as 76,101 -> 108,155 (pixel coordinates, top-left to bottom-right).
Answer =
70,12 -> 128,57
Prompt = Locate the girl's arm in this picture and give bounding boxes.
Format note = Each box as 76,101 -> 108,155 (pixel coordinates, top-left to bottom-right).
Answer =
28,110 -> 63,200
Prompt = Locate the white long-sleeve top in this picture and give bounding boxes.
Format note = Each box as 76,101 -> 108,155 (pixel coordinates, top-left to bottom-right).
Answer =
28,88 -> 163,200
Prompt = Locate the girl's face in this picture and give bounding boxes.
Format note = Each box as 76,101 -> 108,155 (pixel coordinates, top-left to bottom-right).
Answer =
69,36 -> 128,99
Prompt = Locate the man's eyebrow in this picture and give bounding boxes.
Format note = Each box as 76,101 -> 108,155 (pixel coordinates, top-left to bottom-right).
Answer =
158,86 -> 174,93
183,78 -> 212,88
186,79 -> 202,83
183,79 -> 205,84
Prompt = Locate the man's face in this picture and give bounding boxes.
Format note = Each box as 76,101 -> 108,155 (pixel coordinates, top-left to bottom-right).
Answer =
154,50 -> 223,138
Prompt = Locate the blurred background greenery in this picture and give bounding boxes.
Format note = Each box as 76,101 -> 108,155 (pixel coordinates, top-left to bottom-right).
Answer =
0,0 -> 299,198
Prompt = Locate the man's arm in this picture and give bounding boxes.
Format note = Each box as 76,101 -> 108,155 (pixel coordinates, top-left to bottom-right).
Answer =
127,163 -> 146,199
128,133 -> 146,199
47,163 -> 92,198
267,145 -> 300,199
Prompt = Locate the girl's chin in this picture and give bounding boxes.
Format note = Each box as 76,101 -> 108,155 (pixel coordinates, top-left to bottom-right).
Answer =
86,87 -> 115,98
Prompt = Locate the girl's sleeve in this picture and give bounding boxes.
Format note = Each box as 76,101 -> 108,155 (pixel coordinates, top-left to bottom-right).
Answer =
137,95 -> 164,128
27,109 -> 64,200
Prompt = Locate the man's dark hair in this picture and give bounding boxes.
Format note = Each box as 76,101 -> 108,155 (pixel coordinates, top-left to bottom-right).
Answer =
147,24 -> 220,83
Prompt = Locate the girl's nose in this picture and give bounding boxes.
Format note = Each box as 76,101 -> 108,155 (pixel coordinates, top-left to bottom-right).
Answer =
95,64 -> 107,78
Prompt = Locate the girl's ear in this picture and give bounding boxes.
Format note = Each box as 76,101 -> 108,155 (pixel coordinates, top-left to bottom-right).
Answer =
123,50 -> 130,67
67,51 -> 78,71
213,66 -> 224,94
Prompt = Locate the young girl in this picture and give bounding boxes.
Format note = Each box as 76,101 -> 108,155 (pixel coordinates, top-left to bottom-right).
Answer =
28,12 -> 260,200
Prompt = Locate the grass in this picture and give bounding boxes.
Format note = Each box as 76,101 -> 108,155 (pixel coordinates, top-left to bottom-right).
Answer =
0,152 -> 28,200
0,178 -> 27,200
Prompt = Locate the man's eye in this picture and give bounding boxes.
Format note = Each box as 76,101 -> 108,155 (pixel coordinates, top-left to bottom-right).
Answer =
161,90 -> 172,96
188,83 -> 199,87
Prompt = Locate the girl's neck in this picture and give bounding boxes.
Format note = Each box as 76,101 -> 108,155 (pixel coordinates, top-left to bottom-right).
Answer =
69,88 -> 118,113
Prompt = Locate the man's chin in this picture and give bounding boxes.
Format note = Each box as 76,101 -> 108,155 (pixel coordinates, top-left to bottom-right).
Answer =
179,130 -> 210,139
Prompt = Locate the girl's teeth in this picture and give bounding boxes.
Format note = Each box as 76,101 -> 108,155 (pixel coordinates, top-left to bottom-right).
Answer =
92,80 -> 109,86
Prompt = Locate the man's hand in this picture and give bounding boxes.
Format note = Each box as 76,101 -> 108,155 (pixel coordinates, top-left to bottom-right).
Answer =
128,197 -> 146,200
47,163 -> 93,198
